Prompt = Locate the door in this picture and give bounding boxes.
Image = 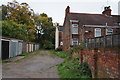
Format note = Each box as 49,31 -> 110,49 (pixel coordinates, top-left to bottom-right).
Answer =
2,40 -> 9,60
12,41 -> 18,57
18,42 -> 22,55
33,44 -> 35,51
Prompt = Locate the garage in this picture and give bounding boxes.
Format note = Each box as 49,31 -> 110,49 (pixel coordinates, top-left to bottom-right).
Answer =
11,40 -> 18,57
2,40 -> 9,60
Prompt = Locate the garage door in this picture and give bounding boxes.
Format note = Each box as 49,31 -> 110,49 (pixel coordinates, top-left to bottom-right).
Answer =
2,40 -> 9,60
11,40 -> 18,57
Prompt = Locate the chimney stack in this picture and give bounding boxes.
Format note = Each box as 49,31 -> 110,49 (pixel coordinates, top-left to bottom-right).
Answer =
102,6 -> 112,16
65,6 -> 70,14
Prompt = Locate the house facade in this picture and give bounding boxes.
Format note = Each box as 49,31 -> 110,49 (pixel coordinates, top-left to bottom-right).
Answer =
62,6 -> 120,51
55,23 -> 63,49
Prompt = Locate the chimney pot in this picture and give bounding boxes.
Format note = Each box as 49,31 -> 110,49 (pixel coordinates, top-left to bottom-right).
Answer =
65,6 -> 70,14
102,6 -> 112,16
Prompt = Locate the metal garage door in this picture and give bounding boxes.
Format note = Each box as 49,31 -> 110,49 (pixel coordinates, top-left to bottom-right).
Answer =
11,40 -> 18,57
18,42 -> 22,55
2,40 -> 9,60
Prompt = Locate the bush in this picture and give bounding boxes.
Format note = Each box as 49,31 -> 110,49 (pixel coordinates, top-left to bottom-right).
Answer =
55,47 -> 62,51
58,60 -> 92,78
43,41 -> 54,49
78,62 -> 92,77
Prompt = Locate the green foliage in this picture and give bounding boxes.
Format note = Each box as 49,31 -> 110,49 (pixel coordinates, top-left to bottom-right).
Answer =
43,40 -> 54,49
2,60 -> 12,63
71,52 -> 80,61
55,47 -> 62,51
2,1 -> 35,25
51,51 -> 69,58
40,13 -> 48,17
2,20 -> 29,41
2,1 -> 36,41
18,52 -> 30,56
58,60 -> 92,78
37,13 -> 55,49
78,62 -> 92,77
2,5 -> 8,20
66,41 -> 85,60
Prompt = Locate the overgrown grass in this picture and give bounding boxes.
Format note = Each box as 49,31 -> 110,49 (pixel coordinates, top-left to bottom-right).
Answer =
18,52 -> 32,56
50,50 -> 92,78
50,50 -> 69,59
58,60 -> 92,79
2,60 -> 12,63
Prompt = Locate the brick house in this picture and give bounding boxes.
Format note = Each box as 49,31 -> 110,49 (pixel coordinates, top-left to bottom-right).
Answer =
62,6 -> 120,51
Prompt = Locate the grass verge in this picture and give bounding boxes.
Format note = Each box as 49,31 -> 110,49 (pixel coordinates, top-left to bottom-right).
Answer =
50,50 -> 69,59
58,60 -> 92,78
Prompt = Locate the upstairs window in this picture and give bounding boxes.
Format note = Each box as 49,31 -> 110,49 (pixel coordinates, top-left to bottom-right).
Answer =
106,29 -> 113,35
71,38 -> 78,46
95,28 -> 101,37
71,24 -> 78,34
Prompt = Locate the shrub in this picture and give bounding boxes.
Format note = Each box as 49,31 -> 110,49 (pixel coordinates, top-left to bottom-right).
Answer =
43,41 -> 54,49
78,62 -> 92,77
55,47 -> 62,51
58,60 -> 92,78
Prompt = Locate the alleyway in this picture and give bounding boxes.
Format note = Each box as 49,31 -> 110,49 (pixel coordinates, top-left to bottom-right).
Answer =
2,50 -> 64,78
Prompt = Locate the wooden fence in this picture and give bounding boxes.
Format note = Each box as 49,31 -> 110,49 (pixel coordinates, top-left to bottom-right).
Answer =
85,34 -> 120,48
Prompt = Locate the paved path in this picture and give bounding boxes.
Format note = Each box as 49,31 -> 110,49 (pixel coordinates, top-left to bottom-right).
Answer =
2,50 -> 64,78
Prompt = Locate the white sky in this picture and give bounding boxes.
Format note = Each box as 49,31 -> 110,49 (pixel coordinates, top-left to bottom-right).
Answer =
0,0 -> 120,25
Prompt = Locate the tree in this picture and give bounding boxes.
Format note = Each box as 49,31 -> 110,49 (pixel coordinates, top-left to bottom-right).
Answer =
2,20 -> 28,41
2,1 -> 36,41
36,13 -> 55,49
2,5 -> 8,20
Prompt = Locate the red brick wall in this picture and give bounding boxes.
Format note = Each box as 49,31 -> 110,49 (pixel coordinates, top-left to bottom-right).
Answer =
84,27 -> 120,39
81,48 -> 120,78
59,31 -> 63,48
63,15 -> 71,51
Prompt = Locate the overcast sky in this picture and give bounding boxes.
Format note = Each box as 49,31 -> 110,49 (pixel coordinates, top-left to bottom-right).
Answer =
1,0 -> 120,25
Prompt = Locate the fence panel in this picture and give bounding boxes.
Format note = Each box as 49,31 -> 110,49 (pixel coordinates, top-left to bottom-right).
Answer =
85,34 -> 120,48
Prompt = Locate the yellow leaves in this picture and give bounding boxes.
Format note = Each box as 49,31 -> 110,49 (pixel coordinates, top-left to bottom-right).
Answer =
38,16 -> 49,22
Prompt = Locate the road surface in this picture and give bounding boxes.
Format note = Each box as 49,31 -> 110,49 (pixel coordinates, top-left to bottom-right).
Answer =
2,50 -> 64,78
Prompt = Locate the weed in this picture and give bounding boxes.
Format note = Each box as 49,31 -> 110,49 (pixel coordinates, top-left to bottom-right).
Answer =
50,50 -> 69,59
2,60 -> 12,63
58,60 -> 92,78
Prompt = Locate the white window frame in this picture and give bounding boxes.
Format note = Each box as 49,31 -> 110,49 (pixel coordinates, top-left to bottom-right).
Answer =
70,20 -> 79,22
71,38 -> 78,46
95,28 -> 101,37
71,24 -> 78,34
106,29 -> 113,35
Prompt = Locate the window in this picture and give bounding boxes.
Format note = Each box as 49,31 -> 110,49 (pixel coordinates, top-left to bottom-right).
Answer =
60,41 -> 63,46
71,38 -> 78,45
95,28 -> 101,37
71,24 -> 78,34
106,29 -> 113,35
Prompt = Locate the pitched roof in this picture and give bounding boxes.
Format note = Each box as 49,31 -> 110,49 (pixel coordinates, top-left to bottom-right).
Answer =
66,13 -> 119,26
